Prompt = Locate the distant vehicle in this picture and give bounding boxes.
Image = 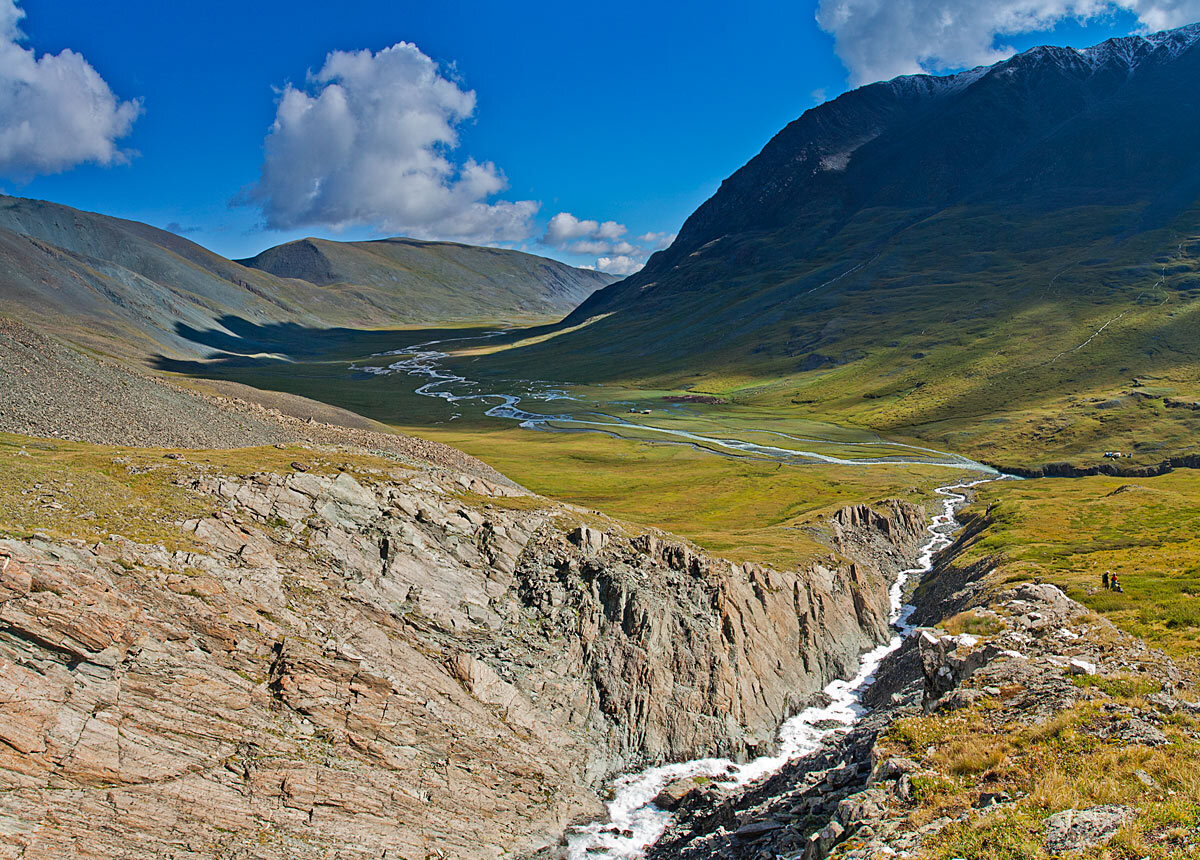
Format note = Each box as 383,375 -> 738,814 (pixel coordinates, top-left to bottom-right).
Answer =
1103,451 -> 1127,459
640,409 -> 652,414
629,408 -> 652,414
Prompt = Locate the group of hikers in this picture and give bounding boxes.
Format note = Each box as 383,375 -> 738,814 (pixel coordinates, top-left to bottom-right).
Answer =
1101,570 -> 1125,593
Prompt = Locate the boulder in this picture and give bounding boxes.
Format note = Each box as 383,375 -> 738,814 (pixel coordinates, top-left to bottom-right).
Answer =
803,820 -> 845,859
1044,805 -> 1130,854
733,819 -> 784,839
1108,717 -> 1168,747
652,775 -> 712,811
835,789 -> 888,826
569,525 -> 608,553
871,756 -> 919,783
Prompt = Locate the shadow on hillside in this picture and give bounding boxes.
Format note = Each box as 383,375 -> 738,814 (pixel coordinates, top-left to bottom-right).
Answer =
153,315 -> 534,373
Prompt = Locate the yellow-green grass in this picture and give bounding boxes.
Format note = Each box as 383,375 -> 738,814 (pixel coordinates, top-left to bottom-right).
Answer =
877,695 -> 1200,860
394,422 -> 972,569
0,426 -> 969,573
428,206 -> 1200,473
956,471 -> 1200,660
160,349 -> 984,568
0,432 -> 411,550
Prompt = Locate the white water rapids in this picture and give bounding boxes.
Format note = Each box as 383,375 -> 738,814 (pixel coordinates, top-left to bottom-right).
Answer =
563,477 -> 998,858
357,334 -> 1005,857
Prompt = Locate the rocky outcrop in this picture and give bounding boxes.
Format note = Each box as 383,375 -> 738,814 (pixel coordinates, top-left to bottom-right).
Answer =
1044,805 -> 1131,854
0,458 -> 926,859
513,499 -> 925,771
644,539 -> 1192,860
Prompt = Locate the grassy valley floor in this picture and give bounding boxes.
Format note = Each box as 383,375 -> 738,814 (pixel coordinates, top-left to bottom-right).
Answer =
165,343 -> 981,570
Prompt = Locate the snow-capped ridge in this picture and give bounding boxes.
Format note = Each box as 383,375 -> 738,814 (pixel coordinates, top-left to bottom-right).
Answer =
873,21 -> 1199,102
881,64 -> 990,100
1075,21 -> 1200,70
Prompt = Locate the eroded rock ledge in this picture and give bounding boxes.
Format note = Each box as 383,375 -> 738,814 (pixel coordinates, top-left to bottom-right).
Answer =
644,521 -> 1196,860
0,463 -> 925,859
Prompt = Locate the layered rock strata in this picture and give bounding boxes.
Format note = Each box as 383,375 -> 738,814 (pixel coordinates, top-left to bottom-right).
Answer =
644,536 -> 1193,860
0,459 -> 926,859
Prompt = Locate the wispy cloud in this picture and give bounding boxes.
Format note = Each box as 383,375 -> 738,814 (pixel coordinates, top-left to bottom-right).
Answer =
164,221 -> 202,235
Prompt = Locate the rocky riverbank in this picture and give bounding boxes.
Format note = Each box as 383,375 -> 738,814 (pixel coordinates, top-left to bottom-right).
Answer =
639,505 -> 1200,860
0,440 -> 929,859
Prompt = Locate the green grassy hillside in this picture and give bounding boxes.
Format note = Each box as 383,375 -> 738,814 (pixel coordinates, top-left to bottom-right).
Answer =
408,29 -> 1200,473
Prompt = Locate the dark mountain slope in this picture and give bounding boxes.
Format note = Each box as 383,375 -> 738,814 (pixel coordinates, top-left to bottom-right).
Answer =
239,236 -> 612,321
570,24 -> 1200,328
466,25 -> 1200,467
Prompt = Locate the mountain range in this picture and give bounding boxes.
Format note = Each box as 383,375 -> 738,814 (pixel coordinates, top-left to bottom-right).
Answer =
0,195 -> 612,362
467,24 -> 1200,467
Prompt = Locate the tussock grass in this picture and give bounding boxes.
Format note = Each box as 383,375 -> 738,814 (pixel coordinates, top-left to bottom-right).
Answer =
884,697 -> 1200,859
939,609 -> 1005,637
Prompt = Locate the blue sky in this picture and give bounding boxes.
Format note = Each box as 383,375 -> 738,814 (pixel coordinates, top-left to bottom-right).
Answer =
3,0 -> 1188,271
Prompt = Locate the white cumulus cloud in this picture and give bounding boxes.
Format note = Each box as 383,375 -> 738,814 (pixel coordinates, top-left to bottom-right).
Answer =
595,220 -> 626,240
542,212 -> 601,245
542,212 -> 628,247
567,238 -> 614,255
544,211 -> 676,275
596,255 -> 644,276
245,41 -> 537,243
815,0 -> 1200,85
0,0 -> 140,177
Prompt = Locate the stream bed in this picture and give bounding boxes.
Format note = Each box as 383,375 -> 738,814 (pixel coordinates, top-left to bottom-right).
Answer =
357,336 -> 993,472
359,334 -> 1004,857
564,477 -> 997,858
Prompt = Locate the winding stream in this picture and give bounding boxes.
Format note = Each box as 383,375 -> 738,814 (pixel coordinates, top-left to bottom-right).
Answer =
357,336 -> 993,472
358,334 -> 1004,857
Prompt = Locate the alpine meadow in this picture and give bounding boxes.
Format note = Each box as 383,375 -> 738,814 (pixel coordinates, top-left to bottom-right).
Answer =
4,4 -> 1200,860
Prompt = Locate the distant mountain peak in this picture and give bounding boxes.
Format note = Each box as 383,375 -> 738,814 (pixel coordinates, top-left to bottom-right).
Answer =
552,13 -> 1200,398
1072,21 -> 1200,69
880,22 -> 1200,97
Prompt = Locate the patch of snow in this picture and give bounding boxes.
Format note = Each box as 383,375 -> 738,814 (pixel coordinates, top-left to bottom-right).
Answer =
883,64 -> 990,100
819,151 -> 852,172
1076,22 -> 1200,71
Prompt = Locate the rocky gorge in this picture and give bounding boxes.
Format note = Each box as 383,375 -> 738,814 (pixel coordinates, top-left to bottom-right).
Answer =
0,436 -> 930,859
639,503 -> 1200,860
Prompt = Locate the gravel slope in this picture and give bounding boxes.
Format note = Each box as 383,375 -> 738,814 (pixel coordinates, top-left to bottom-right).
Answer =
0,316 -> 518,486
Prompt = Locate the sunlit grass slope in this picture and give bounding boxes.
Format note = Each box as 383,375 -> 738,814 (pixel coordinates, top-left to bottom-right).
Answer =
958,471 -> 1200,659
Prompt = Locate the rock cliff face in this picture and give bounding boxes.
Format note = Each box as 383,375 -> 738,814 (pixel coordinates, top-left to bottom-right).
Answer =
0,453 -> 926,858
644,518 -> 1196,860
